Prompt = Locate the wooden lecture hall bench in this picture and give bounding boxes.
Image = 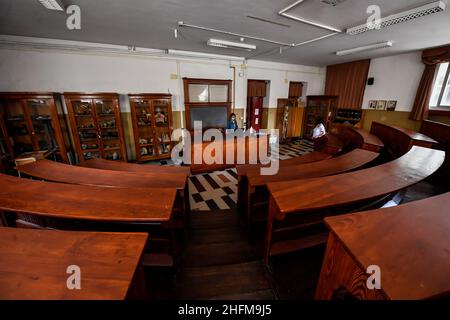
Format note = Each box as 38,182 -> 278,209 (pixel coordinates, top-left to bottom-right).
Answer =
0,174 -> 178,267
0,227 -> 148,300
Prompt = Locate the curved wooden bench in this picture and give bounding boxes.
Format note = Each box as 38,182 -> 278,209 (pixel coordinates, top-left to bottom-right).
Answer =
370,121 -> 437,159
329,123 -> 384,153
0,173 -> 176,223
16,159 -> 190,227
420,120 -> 450,178
0,227 -> 148,300
79,157 -> 190,175
236,151 -> 332,213
0,174 -> 177,266
316,192 -> 450,300
242,149 -> 379,222
265,146 -> 445,265
18,159 -> 187,189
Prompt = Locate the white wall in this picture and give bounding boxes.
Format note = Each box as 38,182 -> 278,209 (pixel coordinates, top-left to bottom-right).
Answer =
0,43 -> 325,118
362,51 -> 424,112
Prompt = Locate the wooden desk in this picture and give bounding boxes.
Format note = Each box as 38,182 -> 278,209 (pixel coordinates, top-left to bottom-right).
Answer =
236,151 -> 332,213
265,146 -> 445,265
0,227 -> 148,300
243,149 -> 379,222
329,124 -> 384,153
420,120 -> 450,177
79,158 -> 191,175
370,122 -> 437,158
316,192 -> 450,300
0,173 -> 176,223
17,159 -> 190,227
0,174 -> 177,266
236,151 -> 331,178
190,134 -> 270,174
18,159 -> 187,190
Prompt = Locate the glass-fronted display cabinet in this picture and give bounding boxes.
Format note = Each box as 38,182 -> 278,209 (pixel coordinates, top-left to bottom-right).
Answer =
303,95 -> 339,140
0,92 -> 70,164
64,93 -> 127,162
129,94 -> 173,162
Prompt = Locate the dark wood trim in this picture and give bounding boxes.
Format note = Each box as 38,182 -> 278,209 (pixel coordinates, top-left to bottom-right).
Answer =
428,108 -> 450,116
182,78 -> 232,130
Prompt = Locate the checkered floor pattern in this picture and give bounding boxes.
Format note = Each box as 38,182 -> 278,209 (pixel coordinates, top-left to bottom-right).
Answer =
188,139 -> 313,211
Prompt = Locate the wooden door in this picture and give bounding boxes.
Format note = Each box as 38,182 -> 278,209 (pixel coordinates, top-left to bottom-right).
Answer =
248,97 -> 263,131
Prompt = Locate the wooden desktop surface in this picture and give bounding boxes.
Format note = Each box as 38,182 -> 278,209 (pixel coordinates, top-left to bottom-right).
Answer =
0,227 -> 148,300
236,151 -> 332,177
18,159 -> 187,190
79,158 -> 191,175
249,148 -> 378,187
317,192 -> 450,300
268,146 -> 445,219
0,174 -> 176,223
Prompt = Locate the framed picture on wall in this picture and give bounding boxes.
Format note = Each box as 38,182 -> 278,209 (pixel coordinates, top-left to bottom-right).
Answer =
386,100 -> 397,111
368,100 -> 377,109
376,100 -> 387,110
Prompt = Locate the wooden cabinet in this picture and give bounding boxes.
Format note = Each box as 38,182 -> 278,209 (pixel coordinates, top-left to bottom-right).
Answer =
0,92 -> 69,164
303,95 -> 338,140
64,93 -> 127,162
129,94 -> 173,162
276,98 -> 304,142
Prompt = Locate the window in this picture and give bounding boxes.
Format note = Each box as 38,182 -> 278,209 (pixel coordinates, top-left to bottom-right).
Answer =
430,62 -> 450,108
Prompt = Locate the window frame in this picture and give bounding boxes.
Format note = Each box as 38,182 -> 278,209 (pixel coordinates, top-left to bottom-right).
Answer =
430,62 -> 450,110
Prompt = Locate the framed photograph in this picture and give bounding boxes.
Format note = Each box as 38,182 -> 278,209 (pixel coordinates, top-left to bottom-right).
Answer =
368,100 -> 377,109
386,100 -> 397,111
376,100 -> 387,110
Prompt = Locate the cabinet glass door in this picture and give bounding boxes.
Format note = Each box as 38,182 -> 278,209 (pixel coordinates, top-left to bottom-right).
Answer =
95,99 -> 122,161
133,99 -> 156,160
153,99 -> 171,157
2,100 -> 33,156
72,99 -> 101,161
27,99 -> 57,152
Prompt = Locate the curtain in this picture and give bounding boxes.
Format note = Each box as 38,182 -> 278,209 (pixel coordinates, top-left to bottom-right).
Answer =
410,44 -> 450,121
325,59 -> 370,109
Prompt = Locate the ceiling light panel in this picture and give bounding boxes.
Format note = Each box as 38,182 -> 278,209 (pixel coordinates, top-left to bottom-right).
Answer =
38,0 -> 64,11
347,1 -> 446,35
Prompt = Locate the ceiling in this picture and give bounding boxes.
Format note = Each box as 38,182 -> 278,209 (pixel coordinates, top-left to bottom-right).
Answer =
0,0 -> 449,66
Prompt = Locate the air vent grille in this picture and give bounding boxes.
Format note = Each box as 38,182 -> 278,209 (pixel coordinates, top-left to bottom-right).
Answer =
347,1 -> 446,35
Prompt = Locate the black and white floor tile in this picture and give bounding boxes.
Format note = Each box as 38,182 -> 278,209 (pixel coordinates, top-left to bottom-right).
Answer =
188,140 -> 313,211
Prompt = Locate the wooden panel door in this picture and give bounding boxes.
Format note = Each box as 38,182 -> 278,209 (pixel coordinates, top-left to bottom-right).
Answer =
248,97 -> 263,131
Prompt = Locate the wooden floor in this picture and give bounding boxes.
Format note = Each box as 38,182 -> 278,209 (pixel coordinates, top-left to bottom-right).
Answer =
144,176 -> 450,300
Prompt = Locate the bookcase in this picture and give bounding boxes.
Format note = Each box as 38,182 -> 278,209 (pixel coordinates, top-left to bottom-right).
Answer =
64,93 -> 127,162
303,95 -> 338,140
0,92 -> 70,164
129,93 -> 173,162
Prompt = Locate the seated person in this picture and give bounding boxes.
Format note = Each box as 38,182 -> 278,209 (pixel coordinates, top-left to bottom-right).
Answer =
312,117 -> 328,151
226,113 -> 239,131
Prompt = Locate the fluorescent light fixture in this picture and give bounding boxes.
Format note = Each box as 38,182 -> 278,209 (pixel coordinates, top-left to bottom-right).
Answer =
347,1 -> 446,35
167,49 -> 246,61
207,38 -> 256,51
336,41 -> 393,56
38,0 -> 64,11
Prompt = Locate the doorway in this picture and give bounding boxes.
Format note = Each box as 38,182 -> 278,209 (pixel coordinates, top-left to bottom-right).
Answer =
246,80 -> 267,131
